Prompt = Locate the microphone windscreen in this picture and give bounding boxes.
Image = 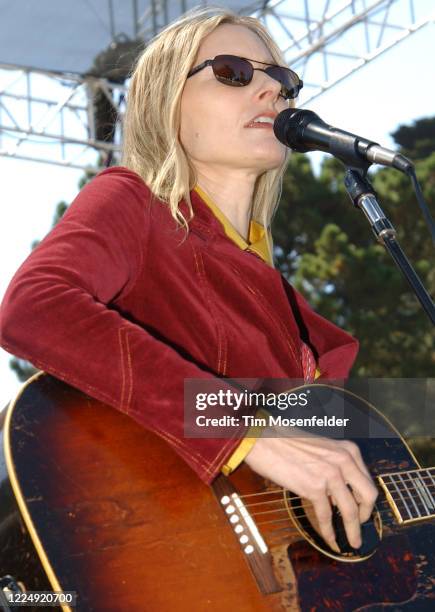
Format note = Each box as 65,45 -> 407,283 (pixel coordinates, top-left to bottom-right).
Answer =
273,108 -> 297,146
273,108 -> 320,152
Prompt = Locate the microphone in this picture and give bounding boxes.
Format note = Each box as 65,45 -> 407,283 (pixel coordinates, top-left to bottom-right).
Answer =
274,108 -> 413,174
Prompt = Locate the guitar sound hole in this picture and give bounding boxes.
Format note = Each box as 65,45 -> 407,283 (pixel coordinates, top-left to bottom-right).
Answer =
285,491 -> 382,562
332,507 -> 380,556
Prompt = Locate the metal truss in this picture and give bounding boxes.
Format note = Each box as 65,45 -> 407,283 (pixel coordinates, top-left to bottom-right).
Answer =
0,64 -> 127,171
0,0 -> 433,171
249,0 -> 434,103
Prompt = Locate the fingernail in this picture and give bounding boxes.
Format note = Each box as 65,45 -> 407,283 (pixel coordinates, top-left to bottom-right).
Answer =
330,539 -> 340,554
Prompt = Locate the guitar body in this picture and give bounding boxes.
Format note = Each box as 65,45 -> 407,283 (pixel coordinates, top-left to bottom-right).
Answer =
0,373 -> 434,611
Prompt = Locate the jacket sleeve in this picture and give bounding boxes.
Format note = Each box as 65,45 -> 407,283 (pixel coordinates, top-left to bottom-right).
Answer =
0,167 -> 247,484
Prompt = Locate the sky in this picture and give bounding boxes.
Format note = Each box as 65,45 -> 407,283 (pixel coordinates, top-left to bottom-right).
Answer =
1,14 -> 435,410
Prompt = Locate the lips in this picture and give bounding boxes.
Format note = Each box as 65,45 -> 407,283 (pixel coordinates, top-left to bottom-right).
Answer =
244,111 -> 277,128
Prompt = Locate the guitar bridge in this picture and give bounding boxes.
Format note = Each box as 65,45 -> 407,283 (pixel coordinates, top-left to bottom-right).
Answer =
212,475 -> 282,595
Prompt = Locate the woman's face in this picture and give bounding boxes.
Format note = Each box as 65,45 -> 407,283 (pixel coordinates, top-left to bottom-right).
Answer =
180,24 -> 289,179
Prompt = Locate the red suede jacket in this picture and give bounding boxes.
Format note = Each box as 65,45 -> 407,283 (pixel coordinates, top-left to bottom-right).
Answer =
0,167 -> 359,483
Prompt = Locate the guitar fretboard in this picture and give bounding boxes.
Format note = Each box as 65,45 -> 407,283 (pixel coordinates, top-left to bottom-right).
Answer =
378,467 -> 435,524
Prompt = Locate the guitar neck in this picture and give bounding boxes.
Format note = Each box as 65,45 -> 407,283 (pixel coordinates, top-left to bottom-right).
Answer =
378,466 -> 435,524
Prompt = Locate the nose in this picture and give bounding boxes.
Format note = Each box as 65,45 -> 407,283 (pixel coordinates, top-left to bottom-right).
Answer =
254,68 -> 282,102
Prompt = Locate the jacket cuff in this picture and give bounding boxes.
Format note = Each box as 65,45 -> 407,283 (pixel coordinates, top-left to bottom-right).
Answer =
220,368 -> 322,476
221,408 -> 269,476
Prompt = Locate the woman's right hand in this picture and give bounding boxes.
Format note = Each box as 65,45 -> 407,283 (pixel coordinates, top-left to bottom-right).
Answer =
243,431 -> 378,552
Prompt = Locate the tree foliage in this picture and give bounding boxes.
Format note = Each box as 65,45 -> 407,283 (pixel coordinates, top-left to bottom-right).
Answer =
392,116 -> 435,161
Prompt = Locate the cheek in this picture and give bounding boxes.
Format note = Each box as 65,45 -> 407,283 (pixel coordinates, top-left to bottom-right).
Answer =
180,118 -> 208,159
180,98 -> 236,158
180,93 -> 211,152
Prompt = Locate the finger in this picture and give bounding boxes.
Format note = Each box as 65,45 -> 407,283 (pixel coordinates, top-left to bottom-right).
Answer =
295,438 -> 372,484
338,461 -> 378,523
341,441 -> 372,480
328,448 -> 378,523
350,477 -> 378,523
310,494 -> 340,553
327,479 -> 362,549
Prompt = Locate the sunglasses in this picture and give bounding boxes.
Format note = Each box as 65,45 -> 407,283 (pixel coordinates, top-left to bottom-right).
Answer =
187,54 -> 303,101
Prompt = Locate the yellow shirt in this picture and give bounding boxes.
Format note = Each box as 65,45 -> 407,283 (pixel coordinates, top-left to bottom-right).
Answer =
194,185 -> 273,265
194,185 -> 320,476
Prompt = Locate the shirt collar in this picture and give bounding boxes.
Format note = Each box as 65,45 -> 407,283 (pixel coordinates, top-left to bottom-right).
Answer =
193,185 -> 273,267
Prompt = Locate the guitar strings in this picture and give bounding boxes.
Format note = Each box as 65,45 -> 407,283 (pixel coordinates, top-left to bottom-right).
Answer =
248,504 -> 392,518
251,504 -> 398,525
239,491 -> 432,512
244,498 -> 396,520
246,495 -> 432,518
225,472 -> 435,546
224,494 -> 420,544
377,471 -> 435,487
242,488 -> 433,512
250,509 -> 397,542
230,486 -> 398,518
254,504 -> 399,531
238,473 -> 435,504
237,491 -> 434,521
240,478 -> 435,503
238,471 -> 435,500
242,496 -> 391,511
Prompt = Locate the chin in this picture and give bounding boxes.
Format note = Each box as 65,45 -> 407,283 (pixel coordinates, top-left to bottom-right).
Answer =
253,147 -> 286,170
258,154 -> 286,172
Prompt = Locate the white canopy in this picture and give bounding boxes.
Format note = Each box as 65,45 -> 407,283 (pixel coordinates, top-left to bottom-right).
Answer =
0,0 -> 251,75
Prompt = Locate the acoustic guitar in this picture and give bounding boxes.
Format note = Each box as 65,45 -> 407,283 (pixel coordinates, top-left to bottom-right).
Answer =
0,372 -> 434,611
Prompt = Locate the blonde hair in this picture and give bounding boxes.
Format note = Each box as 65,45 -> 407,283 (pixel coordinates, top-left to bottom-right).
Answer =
121,5 -> 292,247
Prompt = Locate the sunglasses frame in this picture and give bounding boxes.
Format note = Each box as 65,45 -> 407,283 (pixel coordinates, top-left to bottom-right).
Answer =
187,54 -> 303,100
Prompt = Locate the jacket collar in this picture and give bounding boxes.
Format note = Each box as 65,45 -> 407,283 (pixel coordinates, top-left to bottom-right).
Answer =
189,185 -> 273,266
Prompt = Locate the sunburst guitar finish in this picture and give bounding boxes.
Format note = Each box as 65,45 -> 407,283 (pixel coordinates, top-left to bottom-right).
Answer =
1,373 -> 434,611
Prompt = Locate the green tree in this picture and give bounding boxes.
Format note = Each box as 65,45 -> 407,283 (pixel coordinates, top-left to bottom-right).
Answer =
392,116 -> 435,160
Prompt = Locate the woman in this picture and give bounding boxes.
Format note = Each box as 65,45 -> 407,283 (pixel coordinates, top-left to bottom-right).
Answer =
0,7 -> 377,555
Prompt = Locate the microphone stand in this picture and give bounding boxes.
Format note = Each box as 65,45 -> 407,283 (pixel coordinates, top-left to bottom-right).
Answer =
343,164 -> 435,325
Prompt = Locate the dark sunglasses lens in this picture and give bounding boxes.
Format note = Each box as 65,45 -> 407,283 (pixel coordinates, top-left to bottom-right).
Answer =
266,66 -> 301,99
212,55 -> 253,87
